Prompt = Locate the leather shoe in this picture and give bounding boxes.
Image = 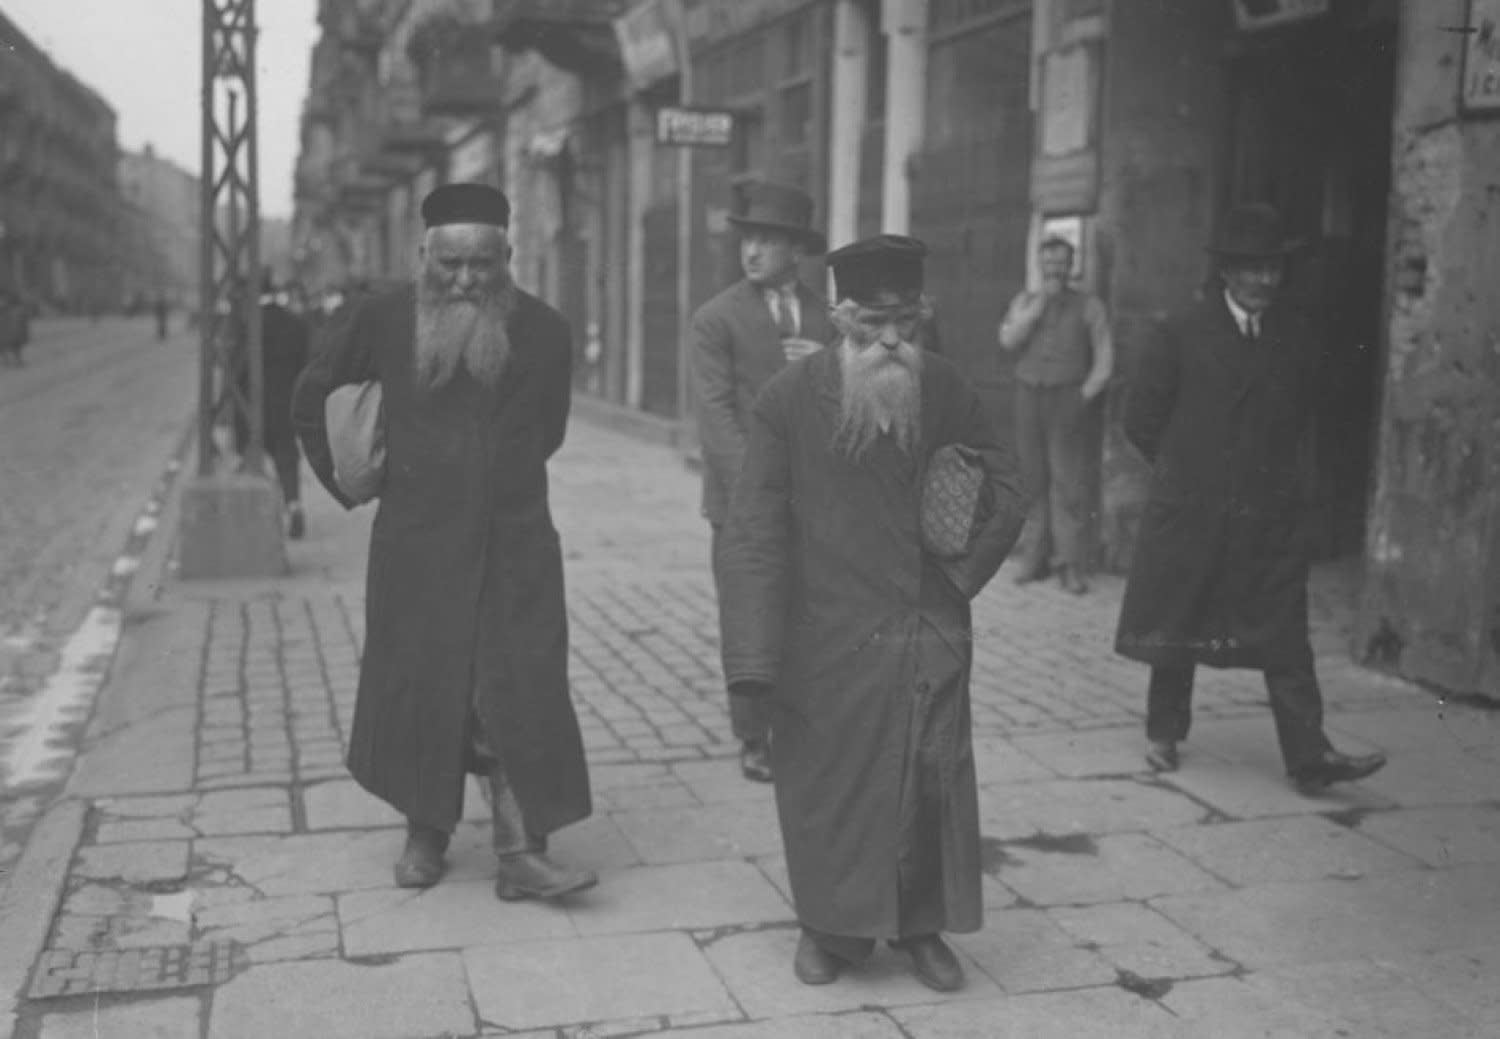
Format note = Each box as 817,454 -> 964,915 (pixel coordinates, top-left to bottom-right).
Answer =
892,934 -> 965,992
793,933 -> 843,985
393,825 -> 449,888
1145,740 -> 1180,773
1291,749 -> 1388,794
1013,561 -> 1050,586
1058,565 -> 1089,595
494,851 -> 598,901
740,741 -> 773,783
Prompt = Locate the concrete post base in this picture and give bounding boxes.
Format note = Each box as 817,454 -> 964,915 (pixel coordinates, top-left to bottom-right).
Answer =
177,472 -> 287,579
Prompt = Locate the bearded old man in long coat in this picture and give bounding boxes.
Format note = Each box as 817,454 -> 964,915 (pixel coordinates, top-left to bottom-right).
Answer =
719,235 -> 1027,992
1116,203 -> 1386,793
292,183 -> 595,900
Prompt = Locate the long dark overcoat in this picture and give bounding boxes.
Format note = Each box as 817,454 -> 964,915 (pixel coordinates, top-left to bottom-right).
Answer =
720,348 -> 1027,939
1116,294 -> 1321,671
291,283 -> 591,834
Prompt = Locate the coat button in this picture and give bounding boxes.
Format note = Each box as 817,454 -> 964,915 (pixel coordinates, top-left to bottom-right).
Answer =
917,680 -> 931,694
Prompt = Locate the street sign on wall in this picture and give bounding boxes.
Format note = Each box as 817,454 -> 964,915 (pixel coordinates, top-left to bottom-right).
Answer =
1463,0 -> 1500,113
656,107 -> 734,147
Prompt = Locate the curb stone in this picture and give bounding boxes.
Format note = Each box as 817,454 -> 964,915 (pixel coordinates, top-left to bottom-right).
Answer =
0,799 -> 86,1039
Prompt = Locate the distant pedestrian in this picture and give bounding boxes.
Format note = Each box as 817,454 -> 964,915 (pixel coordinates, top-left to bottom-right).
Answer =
718,235 -> 1027,992
998,236 -> 1113,594
234,274 -> 311,538
1115,203 -> 1387,793
691,180 -> 834,784
292,183 -> 595,900
154,294 -> 170,340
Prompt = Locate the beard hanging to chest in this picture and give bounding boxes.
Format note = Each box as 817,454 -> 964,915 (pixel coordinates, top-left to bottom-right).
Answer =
414,271 -> 518,391
832,340 -> 923,461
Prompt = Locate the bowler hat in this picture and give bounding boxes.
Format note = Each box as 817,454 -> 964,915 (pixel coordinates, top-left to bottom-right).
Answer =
727,181 -> 826,254
1207,203 -> 1302,258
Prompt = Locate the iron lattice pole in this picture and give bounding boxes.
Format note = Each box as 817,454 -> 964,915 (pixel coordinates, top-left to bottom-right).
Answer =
199,0 -> 264,477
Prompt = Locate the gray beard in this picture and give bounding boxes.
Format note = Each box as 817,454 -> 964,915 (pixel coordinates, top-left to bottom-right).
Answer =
831,340 -> 922,461
413,280 -> 517,391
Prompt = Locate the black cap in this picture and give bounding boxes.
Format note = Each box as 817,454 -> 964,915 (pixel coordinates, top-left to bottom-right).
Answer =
827,234 -> 927,307
421,182 -> 511,230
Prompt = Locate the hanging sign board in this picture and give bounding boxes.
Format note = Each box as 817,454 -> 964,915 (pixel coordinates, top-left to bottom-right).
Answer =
656,107 -> 735,147
1463,0 -> 1500,113
1231,0 -> 1331,32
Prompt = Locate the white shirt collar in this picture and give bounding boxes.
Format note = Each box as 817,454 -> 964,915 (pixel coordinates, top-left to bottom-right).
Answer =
1223,290 -> 1258,336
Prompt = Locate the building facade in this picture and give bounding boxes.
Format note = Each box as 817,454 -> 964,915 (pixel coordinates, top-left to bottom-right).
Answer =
118,145 -> 201,309
0,9 -> 125,314
290,0 -> 1500,698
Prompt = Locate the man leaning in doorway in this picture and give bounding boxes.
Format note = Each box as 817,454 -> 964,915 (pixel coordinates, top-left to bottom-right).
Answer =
691,180 -> 833,783
998,235 -> 1113,594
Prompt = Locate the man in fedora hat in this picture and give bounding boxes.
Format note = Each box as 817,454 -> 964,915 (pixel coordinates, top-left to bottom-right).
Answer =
718,234 -> 1026,991
1115,202 -> 1387,793
292,182 -> 597,901
691,180 -> 835,783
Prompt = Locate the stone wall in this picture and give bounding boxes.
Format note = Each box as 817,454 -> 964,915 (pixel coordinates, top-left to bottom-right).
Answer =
1093,0 -> 1229,570
1355,0 -> 1500,696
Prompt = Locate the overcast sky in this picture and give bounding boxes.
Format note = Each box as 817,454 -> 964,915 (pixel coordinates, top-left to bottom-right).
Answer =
4,0 -> 319,219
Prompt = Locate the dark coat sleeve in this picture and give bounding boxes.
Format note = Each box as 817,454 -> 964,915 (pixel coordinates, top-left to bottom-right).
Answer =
1123,316 -> 1179,464
540,312 -> 574,460
718,382 -> 794,691
290,297 -> 377,510
690,307 -> 747,498
937,373 -> 1029,599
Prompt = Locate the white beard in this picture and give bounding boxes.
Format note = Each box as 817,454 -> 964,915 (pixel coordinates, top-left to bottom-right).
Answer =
831,339 -> 923,460
413,276 -> 516,391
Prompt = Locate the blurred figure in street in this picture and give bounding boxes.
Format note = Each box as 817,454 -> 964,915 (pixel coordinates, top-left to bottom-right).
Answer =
292,183 -> 595,901
1116,203 -> 1387,793
234,272 -> 311,539
997,236 -> 1113,594
691,180 -> 833,784
0,289 -> 24,368
718,235 -> 1027,992
154,293 -> 170,341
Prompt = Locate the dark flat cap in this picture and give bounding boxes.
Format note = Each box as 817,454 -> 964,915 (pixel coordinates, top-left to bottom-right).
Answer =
827,234 -> 928,307
421,182 -> 511,229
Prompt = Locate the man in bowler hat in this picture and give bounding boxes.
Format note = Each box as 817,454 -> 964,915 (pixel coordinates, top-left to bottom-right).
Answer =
1115,202 -> 1387,792
718,235 -> 1026,991
292,183 -> 596,900
691,180 -> 834,783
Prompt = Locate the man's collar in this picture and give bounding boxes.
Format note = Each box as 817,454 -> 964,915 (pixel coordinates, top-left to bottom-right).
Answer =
1223,289 -> 1254,332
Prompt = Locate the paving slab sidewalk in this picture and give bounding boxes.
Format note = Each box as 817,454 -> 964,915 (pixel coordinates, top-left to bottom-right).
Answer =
9,413 -> 1499,1039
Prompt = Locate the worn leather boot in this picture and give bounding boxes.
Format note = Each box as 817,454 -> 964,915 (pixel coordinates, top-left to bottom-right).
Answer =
393,821 -> 449,888
891,934 -> 965,992
792,933 -> 843,985
487,765 -> 597,902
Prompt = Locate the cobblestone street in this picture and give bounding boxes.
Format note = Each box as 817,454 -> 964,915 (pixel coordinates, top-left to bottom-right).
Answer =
4,411 -> 1498,1038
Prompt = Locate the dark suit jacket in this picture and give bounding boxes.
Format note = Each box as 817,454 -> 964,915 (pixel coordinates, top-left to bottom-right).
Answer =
690,278 -> 834,524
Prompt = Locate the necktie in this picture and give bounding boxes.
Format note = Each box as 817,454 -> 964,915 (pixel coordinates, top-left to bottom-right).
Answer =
774,290 -> 797,338
1245,315 -> 1259,341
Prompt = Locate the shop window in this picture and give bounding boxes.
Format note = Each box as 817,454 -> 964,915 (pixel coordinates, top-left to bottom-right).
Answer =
730,107 -> 765,181
780,81 -> 812,148
931,0 -> 1027,35
782,11 -> 811,79
925,11 -> 1031,147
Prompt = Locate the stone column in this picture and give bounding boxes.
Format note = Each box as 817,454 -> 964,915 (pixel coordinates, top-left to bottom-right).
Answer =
827,0 -> 870,259
880,0 -> 928,235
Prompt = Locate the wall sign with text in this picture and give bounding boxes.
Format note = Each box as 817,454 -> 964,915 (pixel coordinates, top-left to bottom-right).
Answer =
1463,0 -> 1500,113
656,107 -> 735,148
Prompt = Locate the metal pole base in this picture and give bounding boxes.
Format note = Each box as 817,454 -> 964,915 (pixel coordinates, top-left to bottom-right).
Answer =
177,471 -> 287,579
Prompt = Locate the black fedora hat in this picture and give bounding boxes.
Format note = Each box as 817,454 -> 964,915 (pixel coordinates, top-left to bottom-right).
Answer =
1208,203 -> 1303,258
727,181 -> 827,255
